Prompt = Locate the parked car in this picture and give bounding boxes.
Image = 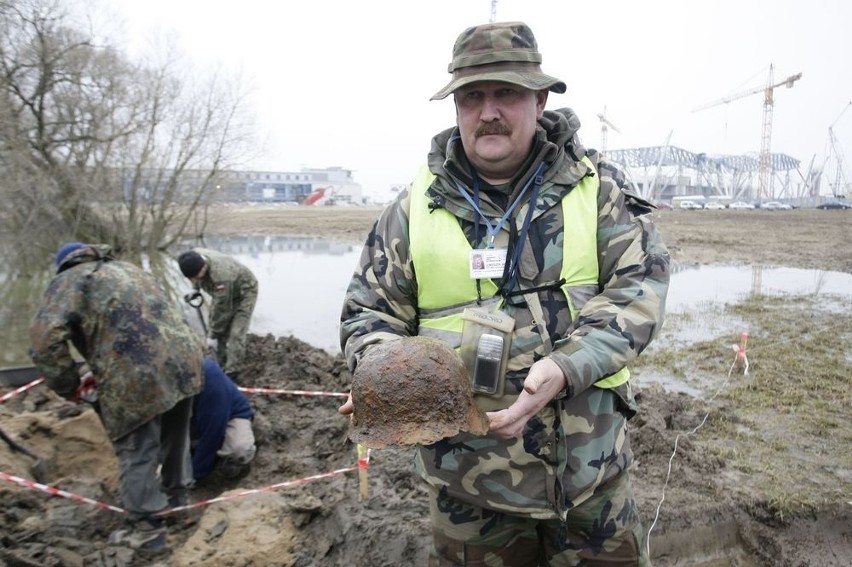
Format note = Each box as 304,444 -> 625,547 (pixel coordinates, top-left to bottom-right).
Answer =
762,201 -> 793,210
653,201 -> 673,210
703,201 -> 726,210
729,201 -> 755,210
678,200 -> 704,210
816,200 -> 852,210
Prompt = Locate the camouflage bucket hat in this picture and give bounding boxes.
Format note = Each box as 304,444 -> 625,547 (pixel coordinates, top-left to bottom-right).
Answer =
431,21 -> 567,101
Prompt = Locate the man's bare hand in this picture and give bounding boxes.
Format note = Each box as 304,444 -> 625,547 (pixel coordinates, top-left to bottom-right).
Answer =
338,392 -> 354,416
486,358 -> 565,439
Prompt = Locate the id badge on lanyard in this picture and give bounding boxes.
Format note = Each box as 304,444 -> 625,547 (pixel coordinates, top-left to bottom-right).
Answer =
469,248 -> 507,280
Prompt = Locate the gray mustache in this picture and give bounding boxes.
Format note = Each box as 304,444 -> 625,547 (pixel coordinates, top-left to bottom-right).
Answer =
475,123 -> 512,137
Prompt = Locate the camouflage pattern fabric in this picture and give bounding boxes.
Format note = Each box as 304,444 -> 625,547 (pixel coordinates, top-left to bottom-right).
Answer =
431,21 -> 566,100
30,245 -> 204,441
340,108 -> 669,520
427,471 -> 647,566
191,248 -> 258,375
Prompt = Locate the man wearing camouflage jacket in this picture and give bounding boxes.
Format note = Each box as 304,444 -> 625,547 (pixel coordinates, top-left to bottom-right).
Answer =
30,242 -> 204,554
339,22 -> 670,566
178,247 -> 258,381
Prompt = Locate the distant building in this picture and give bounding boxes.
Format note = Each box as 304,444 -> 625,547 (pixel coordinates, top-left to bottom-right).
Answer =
214,166 -> 363,204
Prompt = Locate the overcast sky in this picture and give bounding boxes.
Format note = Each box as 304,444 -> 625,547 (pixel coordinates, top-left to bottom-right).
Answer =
108,0 -> 852,197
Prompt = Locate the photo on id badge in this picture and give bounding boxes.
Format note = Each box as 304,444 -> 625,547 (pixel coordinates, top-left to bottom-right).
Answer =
470,249 -> 506,279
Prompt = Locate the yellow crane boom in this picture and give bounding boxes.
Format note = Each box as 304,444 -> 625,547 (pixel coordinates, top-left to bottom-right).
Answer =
825,101 -> 851,196
693,65 -> 802,199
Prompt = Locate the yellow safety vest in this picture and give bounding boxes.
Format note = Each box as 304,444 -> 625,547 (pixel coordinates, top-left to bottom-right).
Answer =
408,158 -> 629,389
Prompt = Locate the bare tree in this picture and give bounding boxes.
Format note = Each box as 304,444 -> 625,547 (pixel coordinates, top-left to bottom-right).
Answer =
0,0 -> 253,271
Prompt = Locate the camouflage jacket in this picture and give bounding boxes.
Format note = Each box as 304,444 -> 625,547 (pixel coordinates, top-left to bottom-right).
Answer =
30,245 -> 204,440
191,248 -> 258,338
340,108 -> 670,519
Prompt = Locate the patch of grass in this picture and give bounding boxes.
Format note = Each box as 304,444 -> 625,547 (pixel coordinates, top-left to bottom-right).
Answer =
645,293 -> 852,517
636,348 -> 679,369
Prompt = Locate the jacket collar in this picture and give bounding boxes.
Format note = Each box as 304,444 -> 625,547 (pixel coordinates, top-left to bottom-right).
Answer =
424,108 -> 593,210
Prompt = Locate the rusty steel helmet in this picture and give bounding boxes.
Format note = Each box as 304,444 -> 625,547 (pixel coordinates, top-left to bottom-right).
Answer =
348,336 -> 489,449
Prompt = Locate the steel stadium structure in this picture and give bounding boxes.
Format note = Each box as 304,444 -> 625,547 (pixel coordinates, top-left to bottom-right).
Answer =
605,145 -> 811,204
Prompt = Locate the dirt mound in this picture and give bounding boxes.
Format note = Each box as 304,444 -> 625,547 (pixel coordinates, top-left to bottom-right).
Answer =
0,335 -> 430,566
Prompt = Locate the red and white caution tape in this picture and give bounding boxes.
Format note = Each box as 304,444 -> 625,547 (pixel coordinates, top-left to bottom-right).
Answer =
0,470 -> 125,513
0,377 -> 45,404
157,453 -> 371,516
1,378 -> 349,402
1,447 -> 372,517
238,386 -> 349,398
3,377 -> 361,514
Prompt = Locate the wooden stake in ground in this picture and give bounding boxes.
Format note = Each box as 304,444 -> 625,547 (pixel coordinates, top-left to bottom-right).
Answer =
357,444 -> 369,500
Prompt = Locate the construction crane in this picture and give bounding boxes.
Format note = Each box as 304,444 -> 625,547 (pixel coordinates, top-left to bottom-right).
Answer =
693,64 -> 802,199
824,101 -> 851,196
597,106 -> 621,154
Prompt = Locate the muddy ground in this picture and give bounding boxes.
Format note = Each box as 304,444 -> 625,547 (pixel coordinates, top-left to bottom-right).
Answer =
1,206 -> 850,566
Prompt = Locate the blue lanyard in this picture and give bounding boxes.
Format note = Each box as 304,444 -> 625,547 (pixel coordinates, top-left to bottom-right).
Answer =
502,175 -> 542,295
455,162 -> 546,249
455,163 -> 546,295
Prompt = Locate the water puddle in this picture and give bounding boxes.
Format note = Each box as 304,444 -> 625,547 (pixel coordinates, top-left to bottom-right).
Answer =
668,263 -> 850,314
637,262 -> 852,396
212,242 -> 852,360
3,238 -> 850,367
201,235 -> 361,355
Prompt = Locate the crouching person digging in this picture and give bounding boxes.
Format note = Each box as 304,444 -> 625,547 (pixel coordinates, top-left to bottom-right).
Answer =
30,242 -> 204,557
191,358 -> 257,485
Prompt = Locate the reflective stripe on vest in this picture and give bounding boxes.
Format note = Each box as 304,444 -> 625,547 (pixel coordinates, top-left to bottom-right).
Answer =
409,158 -> 629,389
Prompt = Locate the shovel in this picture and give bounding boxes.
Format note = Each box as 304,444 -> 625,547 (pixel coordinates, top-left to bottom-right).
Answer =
185,291 -> 220,361
0,426 -> 49,483
184,290 -> 209,335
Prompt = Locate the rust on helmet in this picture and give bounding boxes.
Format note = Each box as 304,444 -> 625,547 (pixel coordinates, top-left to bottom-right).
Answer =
349,337 -> 489,449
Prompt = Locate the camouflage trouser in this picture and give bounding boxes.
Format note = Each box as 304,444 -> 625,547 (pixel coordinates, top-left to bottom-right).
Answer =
218,295 -> 257,376
427,471 -> 649,566
113,397 -> 193,521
